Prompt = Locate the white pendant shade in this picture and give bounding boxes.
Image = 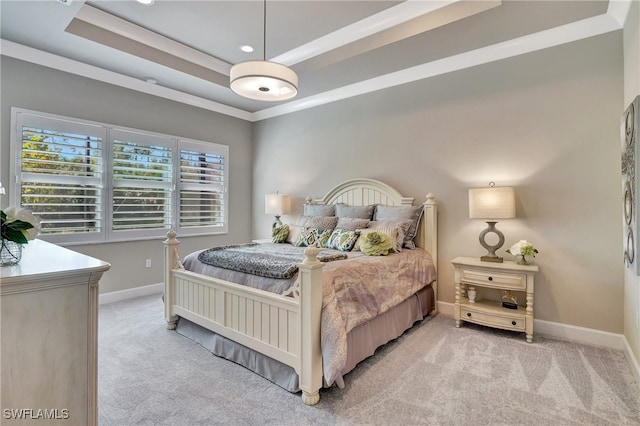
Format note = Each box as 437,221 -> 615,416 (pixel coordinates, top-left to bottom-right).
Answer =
230,61 -> 298,101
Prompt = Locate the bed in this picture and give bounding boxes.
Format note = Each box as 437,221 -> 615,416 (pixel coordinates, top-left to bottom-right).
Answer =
163,178 -> 438,405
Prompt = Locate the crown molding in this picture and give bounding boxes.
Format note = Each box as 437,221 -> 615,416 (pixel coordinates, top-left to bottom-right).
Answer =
272,0 -> 501,66
252,8 -> 625,122
0,39 -> 251,121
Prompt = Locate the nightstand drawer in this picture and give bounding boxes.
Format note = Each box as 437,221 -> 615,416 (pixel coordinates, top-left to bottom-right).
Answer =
459,268 -> 526,290
461,307 -> 526,331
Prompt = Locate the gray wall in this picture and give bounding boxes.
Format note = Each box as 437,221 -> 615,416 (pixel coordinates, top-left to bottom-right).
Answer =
253,32 -> 624,333
0,57 -> 254,294
0,30 -> 626,334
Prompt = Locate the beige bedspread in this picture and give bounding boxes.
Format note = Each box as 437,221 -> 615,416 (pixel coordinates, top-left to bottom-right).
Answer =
182,243 -> 436,388
320,248 -> 436,387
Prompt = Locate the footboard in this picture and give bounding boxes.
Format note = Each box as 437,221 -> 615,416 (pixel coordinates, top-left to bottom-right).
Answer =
163,232 -> 323,405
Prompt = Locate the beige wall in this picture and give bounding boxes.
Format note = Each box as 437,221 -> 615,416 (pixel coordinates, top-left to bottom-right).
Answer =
253,32 -> 624,333
0,57 -> 254,294
623,0 -> 640,365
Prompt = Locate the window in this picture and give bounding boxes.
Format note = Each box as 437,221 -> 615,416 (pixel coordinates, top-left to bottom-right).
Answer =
111,130 -> 173,238
178,140 -> 226,231
10,108 -> 228,244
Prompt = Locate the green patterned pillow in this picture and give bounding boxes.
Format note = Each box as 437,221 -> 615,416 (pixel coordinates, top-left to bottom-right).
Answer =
360,231 -> 393,256
324,229 -> 360,252
294,227 -> 331,248
271,224 -> 289,243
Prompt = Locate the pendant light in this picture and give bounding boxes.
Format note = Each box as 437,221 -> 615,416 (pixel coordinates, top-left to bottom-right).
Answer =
230,0 -> 298,101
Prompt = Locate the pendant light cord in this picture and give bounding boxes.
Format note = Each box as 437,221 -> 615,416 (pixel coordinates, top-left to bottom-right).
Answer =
263,0 -> 267,61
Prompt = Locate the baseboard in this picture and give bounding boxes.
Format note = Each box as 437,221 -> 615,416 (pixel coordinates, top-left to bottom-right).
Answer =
437,300 -> 454,317
99,282 -> 163,305
436,300 -> 640,388
623,336 -> 640,389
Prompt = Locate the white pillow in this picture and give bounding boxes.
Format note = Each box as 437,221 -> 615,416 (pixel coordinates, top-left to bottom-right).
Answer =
286,224 -> 303,245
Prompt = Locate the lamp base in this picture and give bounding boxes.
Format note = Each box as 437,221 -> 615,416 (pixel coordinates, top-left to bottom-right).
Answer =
272,215 -> 282,228
480,255 -> 504,263
478,221 -> 505,263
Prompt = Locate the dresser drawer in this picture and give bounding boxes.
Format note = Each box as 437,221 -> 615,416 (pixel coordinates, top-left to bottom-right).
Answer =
461,307 -> 526,331
460,268 -> 526,290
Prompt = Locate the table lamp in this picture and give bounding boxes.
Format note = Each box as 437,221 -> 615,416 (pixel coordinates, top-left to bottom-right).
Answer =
265,192 -> 291,228
468,183 -> 515,263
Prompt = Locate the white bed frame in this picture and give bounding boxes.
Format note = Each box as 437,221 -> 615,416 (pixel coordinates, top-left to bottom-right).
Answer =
163,178 -> 437,405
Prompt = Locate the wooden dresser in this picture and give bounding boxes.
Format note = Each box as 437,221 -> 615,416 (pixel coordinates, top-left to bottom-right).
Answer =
1,239 -> 110,426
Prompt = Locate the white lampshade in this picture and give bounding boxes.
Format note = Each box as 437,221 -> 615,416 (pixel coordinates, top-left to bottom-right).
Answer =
230,61 -> 298,102
469,186 -> 515,219
265,193 -> 291,216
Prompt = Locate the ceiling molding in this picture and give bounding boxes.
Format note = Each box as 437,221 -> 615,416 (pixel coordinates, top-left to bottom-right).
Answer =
272,0 -> 501,66
71,3 -> 231,76
0,1 -> 629,124
252,9 -> 624,122
607,0 -> 633,27
0,39 -> 252,122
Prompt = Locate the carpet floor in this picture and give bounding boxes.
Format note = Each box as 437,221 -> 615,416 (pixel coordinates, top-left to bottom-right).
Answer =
98,294 -> 640,425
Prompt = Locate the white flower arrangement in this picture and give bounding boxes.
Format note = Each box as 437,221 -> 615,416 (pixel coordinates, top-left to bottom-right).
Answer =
1,206 -> 41,244
506,240 -> 538,259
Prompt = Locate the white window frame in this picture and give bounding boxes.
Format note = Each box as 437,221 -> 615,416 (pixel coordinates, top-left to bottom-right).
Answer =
10,108 -> 229,245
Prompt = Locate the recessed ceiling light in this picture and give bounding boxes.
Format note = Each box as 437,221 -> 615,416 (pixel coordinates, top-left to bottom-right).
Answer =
145,77 -> 157,84
136,0 -> 155,5
240,45 -> 254,53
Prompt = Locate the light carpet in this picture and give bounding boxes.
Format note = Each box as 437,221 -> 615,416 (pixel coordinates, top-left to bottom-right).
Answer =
98,294 -> 640,425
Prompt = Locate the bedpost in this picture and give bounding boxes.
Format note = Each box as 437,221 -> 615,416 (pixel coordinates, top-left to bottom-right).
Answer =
297,246 -> 324,406
423,193 -> 438,314
163,231 -> 180,330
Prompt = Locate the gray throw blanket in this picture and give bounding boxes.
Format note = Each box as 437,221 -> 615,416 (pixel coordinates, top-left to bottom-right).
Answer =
197,243 -> 347,279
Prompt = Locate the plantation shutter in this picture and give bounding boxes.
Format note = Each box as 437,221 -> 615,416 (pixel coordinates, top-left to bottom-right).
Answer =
110,129 -> 173,239
178,139 -> 228,234
15,112 -> 106,243
11,108 -> 229,244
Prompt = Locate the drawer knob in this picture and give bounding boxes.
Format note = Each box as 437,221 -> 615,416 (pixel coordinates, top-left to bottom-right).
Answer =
512,321 -> 517,326
467,312 -> 472,317
488,276 -> 493,281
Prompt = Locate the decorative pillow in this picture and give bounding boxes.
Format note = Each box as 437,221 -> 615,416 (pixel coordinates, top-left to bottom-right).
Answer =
294,227 -> 331,248
296,215 -> 310,226
353,226 -> 400,252
286,224 -> 303,245
368,220 -> 411,252
303,204 -> 335,217
303,215 -> 339,231
359,231 -> 393,256
335,217 -> 369,232
271,224 -> 289,243
335,203 -> 375,219
324,229 -> 360,252
373,205 -> 423,249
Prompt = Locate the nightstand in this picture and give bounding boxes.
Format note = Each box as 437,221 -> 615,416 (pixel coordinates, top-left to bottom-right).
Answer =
451,256 -> 539,343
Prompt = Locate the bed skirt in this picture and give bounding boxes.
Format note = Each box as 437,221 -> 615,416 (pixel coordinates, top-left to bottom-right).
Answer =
175,284 -> 435,392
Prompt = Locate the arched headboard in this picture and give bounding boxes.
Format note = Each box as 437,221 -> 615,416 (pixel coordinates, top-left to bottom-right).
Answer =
306,178 -> 438,279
